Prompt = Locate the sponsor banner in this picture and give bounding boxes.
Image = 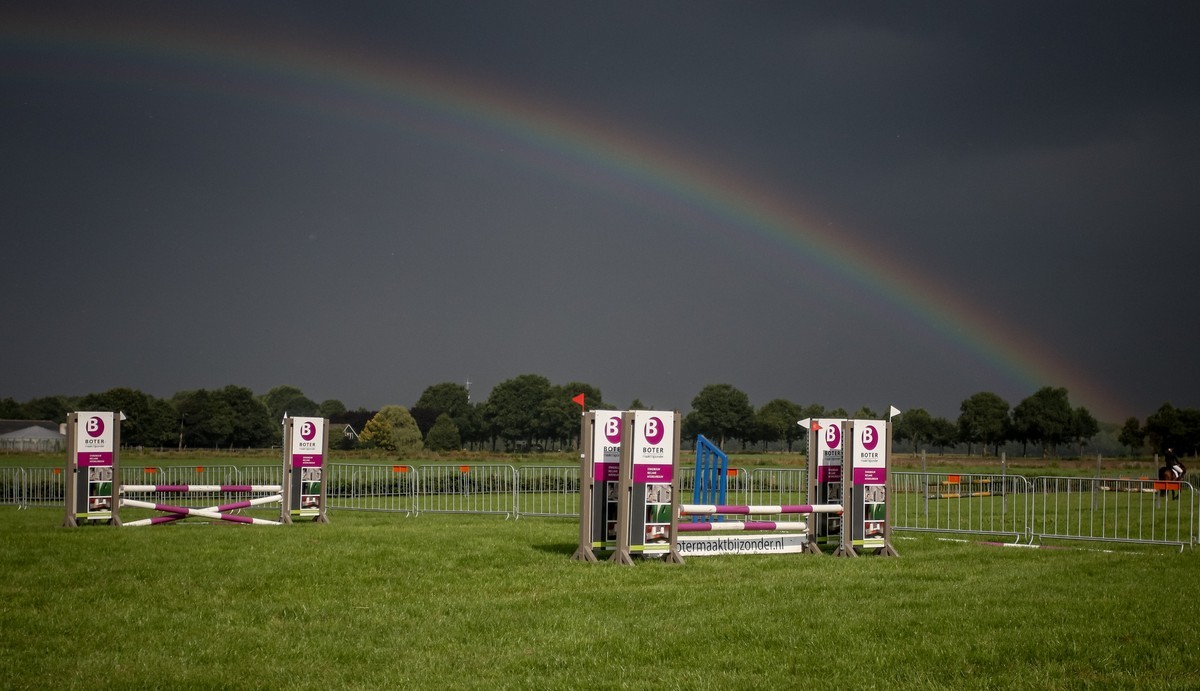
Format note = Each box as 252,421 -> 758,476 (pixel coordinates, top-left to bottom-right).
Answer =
591,410 -> 623,482
75,412 -> 114,467
632,411 -> 673,482
851,419 -> 887,550
676,534 -> 809,556
853,468 -> 887,484
290,417 -> 325,468
817,464 -> 842,483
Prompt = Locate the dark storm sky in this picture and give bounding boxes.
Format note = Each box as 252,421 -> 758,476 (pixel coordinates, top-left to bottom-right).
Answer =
3,2 -> 1198,422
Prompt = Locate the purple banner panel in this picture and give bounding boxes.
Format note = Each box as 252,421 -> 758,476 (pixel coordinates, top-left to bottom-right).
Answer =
292,453 -> 324,468
593,462 -> 620,482
633,464 -> 673,483
853,468 -> 887,484
78,452 -> 113,468
817,465 -> 842,482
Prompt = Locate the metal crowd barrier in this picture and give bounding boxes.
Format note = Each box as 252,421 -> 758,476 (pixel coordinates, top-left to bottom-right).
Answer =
748,467 -> 806,507
5,463 -> 1197,549
1028,476 -> 1194,548
328,463 -> 418,515
416,464 -> 518,518
16,467 -> 65,508
891,471 -> 1030,542
514,465 -> 579,518
1,467 -> 23,507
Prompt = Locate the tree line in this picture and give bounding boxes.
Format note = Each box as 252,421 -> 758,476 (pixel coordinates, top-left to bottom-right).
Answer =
2,378 -> 1196,457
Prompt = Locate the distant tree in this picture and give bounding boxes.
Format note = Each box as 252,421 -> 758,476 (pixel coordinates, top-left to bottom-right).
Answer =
957,392 -> 1010,456
458,403 -> 488,450
1118,417 -> 1145,456
76,387 -> 176,447
360,405 -> 423,454
1145,403 -> 1188,455
261,385 -> 318,423
425,413 -> 461,452
23,396 -> 74,423
409,407 -> 441,439
0,397 -> 23,418
1011,387 -> 1073,457
172,389 -> 233,449
217,385 -> 276,447
686,384 -> 754,447
414,382 -> 471,417
894,407 -> 934,453
536,383 -> 605,450
795,404 -> 827,449
929,416 -> 959,455
318,399 -> 347,417
758,399 -> 804,451
1070,406 -> 1100,457
560,382 -> 605,411
629,399 -> 647,410
485,374 -> 553,450
1180,408 -> 1200,456
851,406 -> 880,420
414,381 -> 474,443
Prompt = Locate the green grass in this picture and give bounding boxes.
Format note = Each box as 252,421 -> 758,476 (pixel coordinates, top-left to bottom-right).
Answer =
1,507 -> 1197,689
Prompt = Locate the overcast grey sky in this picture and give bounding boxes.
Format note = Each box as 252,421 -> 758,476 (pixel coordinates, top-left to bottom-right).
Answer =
3,2 -> 1198,422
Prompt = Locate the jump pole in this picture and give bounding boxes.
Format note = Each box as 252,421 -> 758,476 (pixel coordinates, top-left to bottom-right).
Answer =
121,495 -> 284,526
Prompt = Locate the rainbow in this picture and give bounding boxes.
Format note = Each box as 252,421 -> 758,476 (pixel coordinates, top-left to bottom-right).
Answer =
1,15 -> 1125,420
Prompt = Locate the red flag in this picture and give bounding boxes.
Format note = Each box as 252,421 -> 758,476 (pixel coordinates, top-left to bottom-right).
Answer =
810,421 -> 821,431
572,393 -> 586,408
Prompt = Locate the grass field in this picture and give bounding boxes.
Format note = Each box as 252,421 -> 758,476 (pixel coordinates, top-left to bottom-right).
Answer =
2,506 -> 1197,689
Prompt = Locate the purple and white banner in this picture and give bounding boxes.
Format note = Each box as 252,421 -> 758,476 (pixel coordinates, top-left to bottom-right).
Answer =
75,411 -> 114,467
591,410 -> 623,482
631,411 -> 674,483
290,417 -> 325,468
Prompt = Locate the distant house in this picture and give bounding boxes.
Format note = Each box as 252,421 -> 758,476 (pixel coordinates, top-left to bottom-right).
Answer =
335,423 -> 359,442
0,420 -> 66,452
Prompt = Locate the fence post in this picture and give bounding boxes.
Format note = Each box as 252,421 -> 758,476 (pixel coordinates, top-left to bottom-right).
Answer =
921,449 -> 928,523
1001,452 -> 1007,519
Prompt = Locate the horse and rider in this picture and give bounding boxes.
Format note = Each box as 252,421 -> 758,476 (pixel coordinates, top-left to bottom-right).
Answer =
1158,448 -> 1187,500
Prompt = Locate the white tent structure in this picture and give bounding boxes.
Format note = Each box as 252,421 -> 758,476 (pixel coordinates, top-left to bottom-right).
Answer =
0,420 -> 66,452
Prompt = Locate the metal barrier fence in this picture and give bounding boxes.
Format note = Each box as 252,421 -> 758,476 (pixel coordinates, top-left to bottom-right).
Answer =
892,472 -> 1030,542
1,467 -> 23,506
4,463 -> 1196,548
676,465 -> 754,506
416,464 -> 518,518
748,467 -> 806,508
19,467 -> 64,508
328,463 -> 418,515
1028,476 -> 1194,548
514,465 -> 578,518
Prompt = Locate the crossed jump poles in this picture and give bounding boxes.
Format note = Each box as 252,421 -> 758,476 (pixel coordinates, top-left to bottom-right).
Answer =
119,484 -> 284,527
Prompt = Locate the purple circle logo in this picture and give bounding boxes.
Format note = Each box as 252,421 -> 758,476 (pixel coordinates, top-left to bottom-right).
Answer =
861,425 -> 879,451
300,421 -> 317,441
85,416 -> 105,438
643,416 -> 665,445
824,423 -> 840,449
604,416 -> 622,444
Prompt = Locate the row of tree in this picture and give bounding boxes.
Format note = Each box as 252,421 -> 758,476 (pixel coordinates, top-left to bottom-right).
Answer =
2,378 -> 1195,457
